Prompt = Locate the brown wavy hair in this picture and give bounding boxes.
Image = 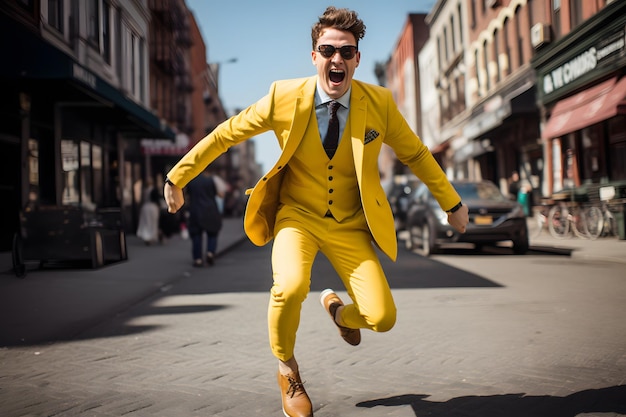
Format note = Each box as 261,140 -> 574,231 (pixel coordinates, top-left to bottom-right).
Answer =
311,6 -> 366,50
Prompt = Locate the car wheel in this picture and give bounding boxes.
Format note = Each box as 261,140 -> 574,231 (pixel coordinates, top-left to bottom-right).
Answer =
419,223 -> 438,257
513,224 -> 530,255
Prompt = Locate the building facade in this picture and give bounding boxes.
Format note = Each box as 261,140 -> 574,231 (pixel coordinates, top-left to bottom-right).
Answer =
532,0 -> 626,196
0,0 -> 176,250
425,0 -> 470,180
383,14 -> 430,192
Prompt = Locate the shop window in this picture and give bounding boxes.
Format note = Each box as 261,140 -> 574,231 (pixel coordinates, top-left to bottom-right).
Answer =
28,139 -> 39,190
580,125 -> 606,182
92,145 -> 103,205
608,116 -> 626,180
61,140 -> 79,205
80,141 -> 96,211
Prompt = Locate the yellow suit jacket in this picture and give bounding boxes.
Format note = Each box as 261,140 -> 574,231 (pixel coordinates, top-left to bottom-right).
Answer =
167,76 -> 460,261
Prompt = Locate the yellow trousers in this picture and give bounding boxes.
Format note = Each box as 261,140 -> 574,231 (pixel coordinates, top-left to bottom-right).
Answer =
269,205 -> 397,361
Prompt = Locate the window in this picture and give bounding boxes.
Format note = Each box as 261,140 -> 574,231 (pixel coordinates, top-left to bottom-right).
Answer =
514,6 -> 524,66
470,0 -> 477,29
28,139 -> 39,193
121,25 -> 146,101
552,0 -> 561,39
102,1 -> 111,63
503,17 -> 511,75
457,4 -> 464,45
87,0 -> 100,48
80,141 -> 95,210
493,29 -> 501,83
437,36 -> 443,69
443,26 -> 449,63
475,49 -> 481,96
569,0 -> 583,29
450,14 -> 456,55
48,0 -> 63,32
483,40 -> 490,91
61,140 -> 80,205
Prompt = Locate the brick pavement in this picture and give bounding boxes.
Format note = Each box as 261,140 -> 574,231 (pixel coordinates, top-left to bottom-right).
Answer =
0,217 -> 625,416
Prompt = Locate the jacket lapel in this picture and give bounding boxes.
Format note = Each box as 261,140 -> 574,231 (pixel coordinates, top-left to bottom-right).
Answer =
350,82 -> 367,184
280,77 -> 317,159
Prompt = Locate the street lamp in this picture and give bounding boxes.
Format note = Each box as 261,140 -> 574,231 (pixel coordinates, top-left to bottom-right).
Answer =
208,57 -> 238,93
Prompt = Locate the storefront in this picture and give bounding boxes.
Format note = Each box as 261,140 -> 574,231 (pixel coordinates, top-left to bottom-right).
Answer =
0,14 -> 175,250
532,0 -> 626,196
460,69 -> 541,195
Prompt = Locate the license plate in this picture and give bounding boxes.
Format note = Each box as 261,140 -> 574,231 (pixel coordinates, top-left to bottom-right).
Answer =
474,215 -> 493,225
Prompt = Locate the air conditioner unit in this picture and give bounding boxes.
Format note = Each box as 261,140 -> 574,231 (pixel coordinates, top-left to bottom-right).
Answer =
531,23 -> 551,48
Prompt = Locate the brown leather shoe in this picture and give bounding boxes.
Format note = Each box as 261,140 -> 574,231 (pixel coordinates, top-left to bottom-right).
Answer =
277,371 -> 313,417
320,289 -> 361,346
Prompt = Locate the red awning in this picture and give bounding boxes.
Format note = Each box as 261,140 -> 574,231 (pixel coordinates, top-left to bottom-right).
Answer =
542,76 -> 626,139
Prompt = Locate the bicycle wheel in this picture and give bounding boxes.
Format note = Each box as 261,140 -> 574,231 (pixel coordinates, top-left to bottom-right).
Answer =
583,206 -> 603,240
571,206 -> 591,239
548,204 -> 570,238
604,210 -> 618,237
532,212 -> 545,238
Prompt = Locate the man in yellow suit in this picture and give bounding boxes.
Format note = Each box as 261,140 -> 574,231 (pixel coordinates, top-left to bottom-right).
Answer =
164,6 -> 469,417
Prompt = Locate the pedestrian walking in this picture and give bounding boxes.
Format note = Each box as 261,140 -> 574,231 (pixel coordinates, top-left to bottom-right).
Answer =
136,177 -> 161,245
163,6 -> 469,416
185,168 -> 227,267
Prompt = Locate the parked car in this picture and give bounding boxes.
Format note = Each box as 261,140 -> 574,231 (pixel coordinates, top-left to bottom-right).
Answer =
388,179 -> 421,231
404,179 -> 529,256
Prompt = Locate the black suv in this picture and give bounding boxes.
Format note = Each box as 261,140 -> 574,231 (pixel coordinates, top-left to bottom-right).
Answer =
404,179 -> 529,256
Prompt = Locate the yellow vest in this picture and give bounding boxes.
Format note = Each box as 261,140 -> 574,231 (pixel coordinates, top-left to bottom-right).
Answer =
279,108 -> 360,221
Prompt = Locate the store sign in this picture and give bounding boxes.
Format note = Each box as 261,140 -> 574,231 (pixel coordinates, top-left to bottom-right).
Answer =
542,29 -> 625,96
141,133 -> 190,155
72,63 -> 96,89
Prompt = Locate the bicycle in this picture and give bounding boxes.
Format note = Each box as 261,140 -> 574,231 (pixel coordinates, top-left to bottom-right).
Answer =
599,186 -> 619,237
547,200 -> 603,239
532,199 -> 554,238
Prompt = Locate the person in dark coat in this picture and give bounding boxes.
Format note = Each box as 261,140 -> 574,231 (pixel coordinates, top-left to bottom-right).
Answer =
185,168 -> 226,267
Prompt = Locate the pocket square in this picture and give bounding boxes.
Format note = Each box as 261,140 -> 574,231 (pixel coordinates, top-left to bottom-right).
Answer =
364,129 -> 380,144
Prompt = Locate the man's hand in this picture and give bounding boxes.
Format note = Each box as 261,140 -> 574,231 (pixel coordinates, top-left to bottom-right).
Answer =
164,182 -> 184,213
447,203 -> 469,233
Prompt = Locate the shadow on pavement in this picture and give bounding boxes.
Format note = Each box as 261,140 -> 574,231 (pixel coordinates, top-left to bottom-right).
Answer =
356,385 -> 626,416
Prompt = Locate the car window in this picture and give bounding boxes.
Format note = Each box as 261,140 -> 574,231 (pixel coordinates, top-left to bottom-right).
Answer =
454,182 -> 507,201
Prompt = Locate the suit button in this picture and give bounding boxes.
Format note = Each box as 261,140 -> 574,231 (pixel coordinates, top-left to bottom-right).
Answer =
328,176 -> 333,181
328,165 -> 333,170
328,200 -> 333,205
329,189 -> 334,193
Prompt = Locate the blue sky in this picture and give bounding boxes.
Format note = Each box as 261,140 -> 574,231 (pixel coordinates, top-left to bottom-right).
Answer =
186,0 -> 436,171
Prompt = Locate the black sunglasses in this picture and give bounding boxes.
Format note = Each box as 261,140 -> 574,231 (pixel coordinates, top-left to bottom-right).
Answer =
316,44 -> 358,60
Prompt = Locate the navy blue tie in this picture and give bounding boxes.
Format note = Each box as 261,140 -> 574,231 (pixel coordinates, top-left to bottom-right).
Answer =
323,101 -> 340,158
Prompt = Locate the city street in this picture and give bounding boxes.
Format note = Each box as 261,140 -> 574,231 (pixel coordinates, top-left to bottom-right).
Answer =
1,225 -> 625,417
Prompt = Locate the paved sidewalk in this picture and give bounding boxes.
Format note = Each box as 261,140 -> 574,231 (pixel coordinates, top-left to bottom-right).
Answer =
526,216 -> 626,265
0,217 -> 247,347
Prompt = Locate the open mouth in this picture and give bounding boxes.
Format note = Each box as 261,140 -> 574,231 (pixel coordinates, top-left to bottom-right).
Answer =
329,70 -> 345,83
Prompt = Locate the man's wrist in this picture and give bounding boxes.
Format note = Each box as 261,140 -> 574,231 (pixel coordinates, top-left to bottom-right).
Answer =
165,177 -> 175,187
447,201 -> 462,214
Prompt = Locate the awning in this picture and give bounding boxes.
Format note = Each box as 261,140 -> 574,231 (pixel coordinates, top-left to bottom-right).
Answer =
1,14 -> 175,141
542,76 -> 626,139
